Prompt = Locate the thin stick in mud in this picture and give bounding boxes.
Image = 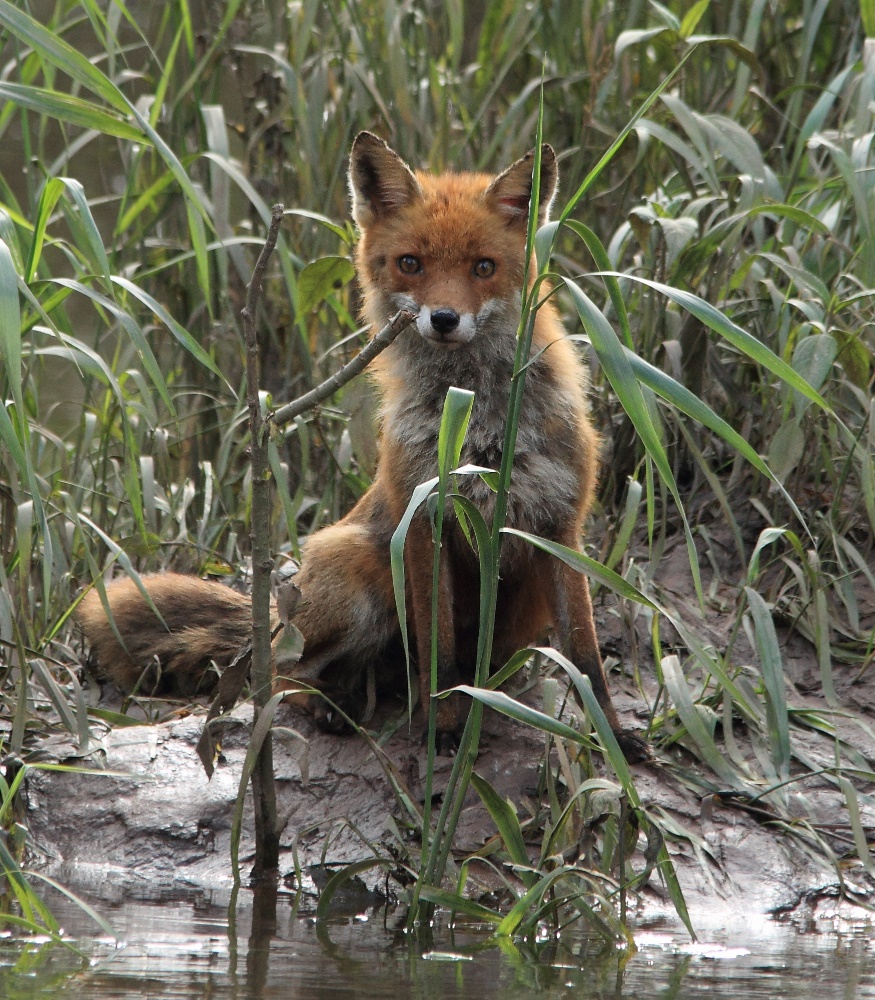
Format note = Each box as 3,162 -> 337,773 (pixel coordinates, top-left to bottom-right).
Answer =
240,204 -> 414,877
242,202 -> 285,876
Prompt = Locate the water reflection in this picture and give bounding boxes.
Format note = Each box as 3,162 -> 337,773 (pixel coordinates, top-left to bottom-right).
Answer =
0,881 -> 873,999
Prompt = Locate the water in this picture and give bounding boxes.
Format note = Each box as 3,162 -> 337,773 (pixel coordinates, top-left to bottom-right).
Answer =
1,882 -> 873,999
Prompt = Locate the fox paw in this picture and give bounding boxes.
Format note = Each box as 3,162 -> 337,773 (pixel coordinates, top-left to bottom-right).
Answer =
313,697 -> 355,736
436,730 -> 459,757
614,729 -> 651,764
421,729 -> 459,756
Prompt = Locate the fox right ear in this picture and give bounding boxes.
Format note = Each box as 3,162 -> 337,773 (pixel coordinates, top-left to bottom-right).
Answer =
485,144 -> 558,227
349,132 -> 422,227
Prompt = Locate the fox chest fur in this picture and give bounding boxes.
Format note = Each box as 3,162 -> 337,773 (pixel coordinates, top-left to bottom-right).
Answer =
376,318 -> 593,550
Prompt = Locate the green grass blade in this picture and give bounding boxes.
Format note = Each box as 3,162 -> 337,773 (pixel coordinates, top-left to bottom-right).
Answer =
1,240 -> 53,605
455,685 -> 593,746
563,278 -> 668,472
315,858 -> 398,921
57,177 -> 112,286
25,176 -> 64,282
622,346 -> 810,530
297,257 -> 356,316
485,647 -> 534,691
746,527 -> 799,584
415,886 -> 502,924
541,778 -> 621,860
601,273 -> 832,413
0,388 -> 28,471
0,82 -> 144,141
656,840 -> 696,939
49,277 -> 176,417
150,21 -> 185,128
0,237 -> 22,411
533,647 -> 640,803
504,527 -> 757,721
30,659 -> 77,733
25,871 -> 118,941
603,477 -> 643,576
0,0 -> 130,113
184,197 -> 212,320
111,275 -> 227,382
557,46 -> 697,223
624,349 -> 772,479
495,868 -> 571,937
470,771 -> 535,888
808,550 -> 839,708
562,219 -> 634,348
744,587 -> 791,779
389,476 -> 439,707
438,387 -> 475,480
449,494 -> 496,677
838,775 -> 875,876
502,531 -> 658,610
563,276 -> 704,605
661,654 -> 742,786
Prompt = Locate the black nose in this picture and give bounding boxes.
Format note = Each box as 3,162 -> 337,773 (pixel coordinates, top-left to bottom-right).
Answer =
430,308 -> 460,334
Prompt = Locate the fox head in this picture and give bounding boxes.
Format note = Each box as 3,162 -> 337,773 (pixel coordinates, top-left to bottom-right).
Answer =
349,132 -> 558,349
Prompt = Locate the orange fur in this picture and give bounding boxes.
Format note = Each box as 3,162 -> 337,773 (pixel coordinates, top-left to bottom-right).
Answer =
78,134 -> 644,760
77,574 -> 273,696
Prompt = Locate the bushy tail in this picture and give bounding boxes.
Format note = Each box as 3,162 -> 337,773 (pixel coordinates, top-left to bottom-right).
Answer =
77,573 -> 270,694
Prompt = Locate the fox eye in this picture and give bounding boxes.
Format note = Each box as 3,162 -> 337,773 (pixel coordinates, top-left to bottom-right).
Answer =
474,258 -> 496,278
398,254 -> 421,275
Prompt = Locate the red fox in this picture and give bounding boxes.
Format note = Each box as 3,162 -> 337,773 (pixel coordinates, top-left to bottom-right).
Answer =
78,132 -> 646,762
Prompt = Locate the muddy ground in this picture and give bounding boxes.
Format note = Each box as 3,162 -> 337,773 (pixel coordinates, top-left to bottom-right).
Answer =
22,527 -> 875,930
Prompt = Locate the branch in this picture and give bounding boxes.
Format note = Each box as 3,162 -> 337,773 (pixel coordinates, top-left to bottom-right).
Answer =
269,308 -> 415,428
242,204 -> 285,334
241,201 -> 285,877
236,209 -> 412,877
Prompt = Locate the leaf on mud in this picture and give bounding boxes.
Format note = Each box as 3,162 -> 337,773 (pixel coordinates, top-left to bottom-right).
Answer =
196,644 -> 253,779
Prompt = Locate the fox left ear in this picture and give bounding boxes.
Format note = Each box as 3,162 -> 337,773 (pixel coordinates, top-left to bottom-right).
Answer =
485,144 -> 558,227
349,131 -> 423,228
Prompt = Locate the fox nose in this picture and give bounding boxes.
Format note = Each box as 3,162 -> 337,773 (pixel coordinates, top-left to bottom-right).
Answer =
430,308 -> 460,335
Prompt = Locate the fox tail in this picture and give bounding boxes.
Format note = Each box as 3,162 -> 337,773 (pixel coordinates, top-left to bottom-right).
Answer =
77,573 -> 269,694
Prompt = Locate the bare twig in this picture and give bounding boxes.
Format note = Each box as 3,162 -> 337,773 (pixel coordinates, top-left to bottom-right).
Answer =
234,211 -> 413,880
241,201 -> 285,877
269,308 -> 415,428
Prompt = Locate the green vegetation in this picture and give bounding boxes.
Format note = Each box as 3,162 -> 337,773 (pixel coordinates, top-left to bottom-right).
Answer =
0,0 -> 873,957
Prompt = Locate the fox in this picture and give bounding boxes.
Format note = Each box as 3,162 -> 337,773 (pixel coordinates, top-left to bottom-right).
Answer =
78,132 -> 647,762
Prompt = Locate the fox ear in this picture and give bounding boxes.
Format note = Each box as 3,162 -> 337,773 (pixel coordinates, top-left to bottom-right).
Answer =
349,132 -> 423,227
485,144 -> 558,227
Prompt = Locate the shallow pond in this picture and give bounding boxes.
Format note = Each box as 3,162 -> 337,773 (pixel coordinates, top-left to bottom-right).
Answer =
1,881 -> 874,999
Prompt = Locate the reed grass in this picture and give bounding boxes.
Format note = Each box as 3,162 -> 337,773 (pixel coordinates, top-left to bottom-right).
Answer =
0,0 -> 873,952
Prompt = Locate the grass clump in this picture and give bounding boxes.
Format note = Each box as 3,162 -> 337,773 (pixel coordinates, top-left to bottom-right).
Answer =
0,0 -> 873,954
